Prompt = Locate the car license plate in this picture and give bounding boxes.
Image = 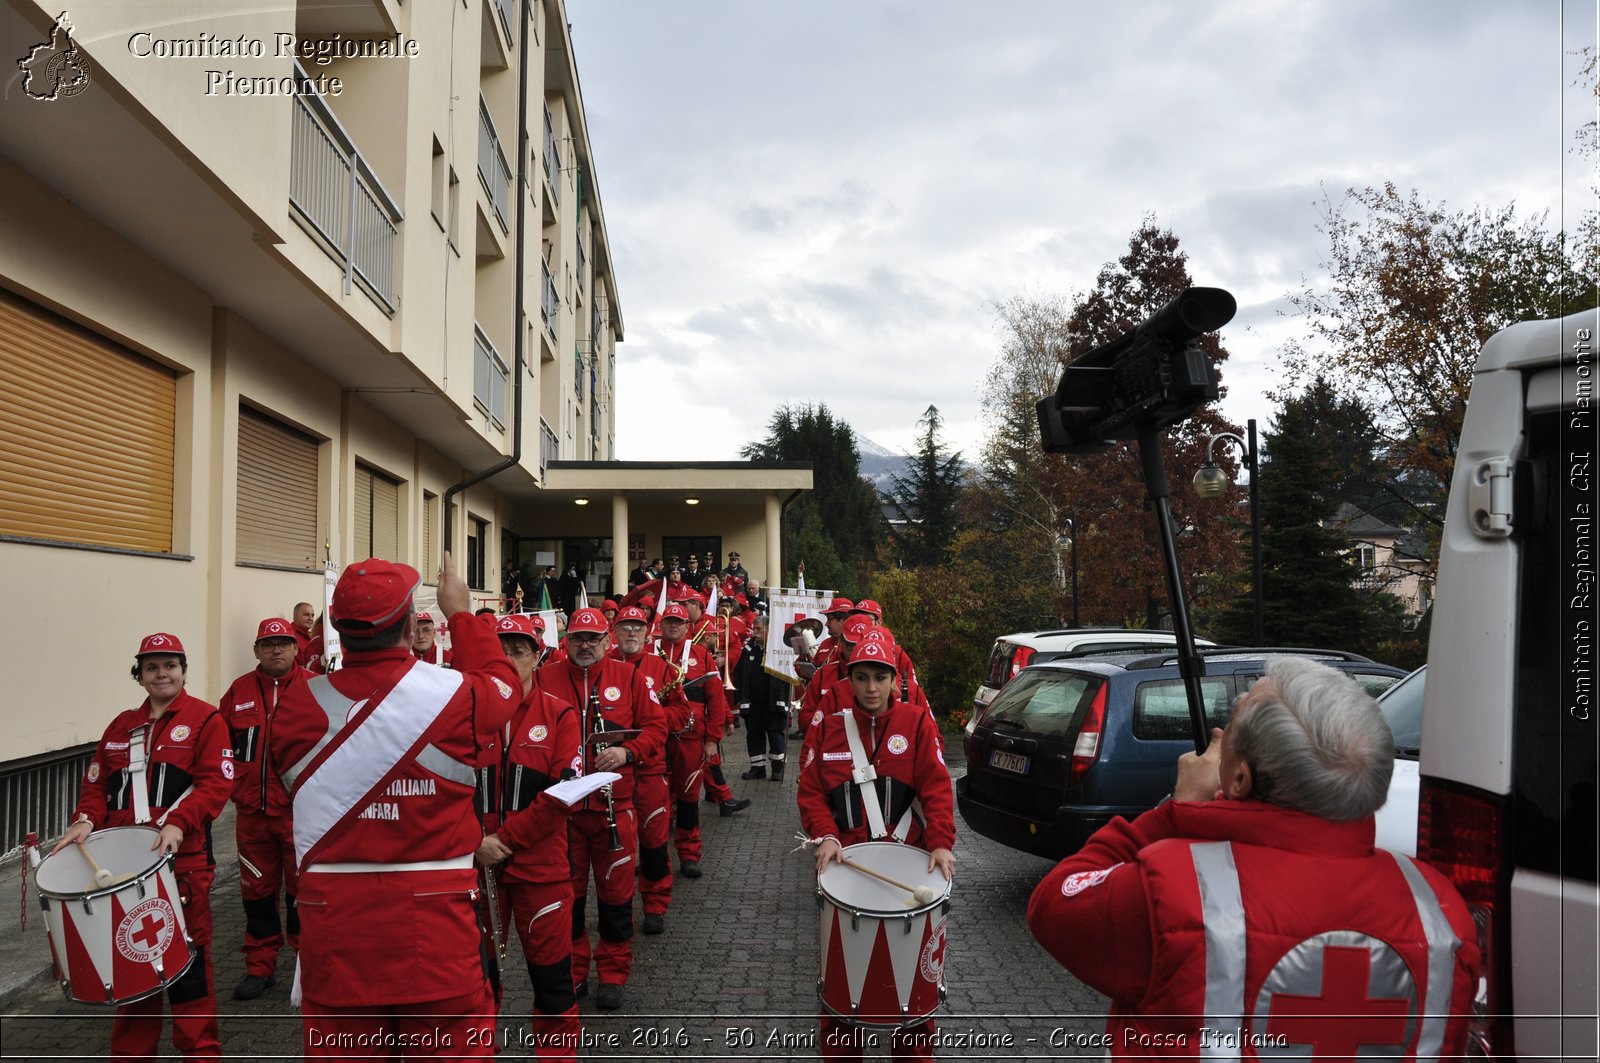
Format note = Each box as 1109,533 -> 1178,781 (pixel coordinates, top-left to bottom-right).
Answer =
989,749 -> 1029,775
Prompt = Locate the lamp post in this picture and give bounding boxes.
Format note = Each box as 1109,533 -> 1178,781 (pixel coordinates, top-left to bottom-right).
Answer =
1193,418 -> 1262,644
1055,516 -> 1080,628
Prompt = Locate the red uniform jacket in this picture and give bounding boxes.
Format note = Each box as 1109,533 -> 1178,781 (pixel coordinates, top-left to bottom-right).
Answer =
72,691 -> 232,873
491,682 -> 583,885
610,647 -> 693,774
268,611 -> 519,1007
220,665 -> 313,816
1027,800 -> 1480,1059
534,655 -> 666,813
796,694 -> 955,853
654,636 -> 729,739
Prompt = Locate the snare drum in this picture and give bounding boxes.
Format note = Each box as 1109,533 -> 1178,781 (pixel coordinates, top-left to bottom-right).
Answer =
816,840 -> 951,1028
34,825 -> 195,1005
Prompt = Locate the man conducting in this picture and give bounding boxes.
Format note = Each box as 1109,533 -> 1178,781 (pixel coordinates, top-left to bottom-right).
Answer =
1027,657 -> 1480,1059
271,553 -> 524,1057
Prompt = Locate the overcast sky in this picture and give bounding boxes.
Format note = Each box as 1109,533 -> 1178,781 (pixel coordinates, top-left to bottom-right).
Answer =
567,0 -> 1595,463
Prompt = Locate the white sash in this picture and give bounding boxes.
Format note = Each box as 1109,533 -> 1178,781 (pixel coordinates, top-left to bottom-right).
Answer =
128,725 -> 151,825
293,664 -> 465,864
838,707 -> 921,842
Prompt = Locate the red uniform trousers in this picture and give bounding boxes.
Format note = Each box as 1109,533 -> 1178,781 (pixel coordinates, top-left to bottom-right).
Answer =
110,867 -> 219,1063
703,741 -> 734,803
568,808 -> 636,987
634,772 -> 673,915
503,879 -> 580,1062
235,808 -> 298,977
667,735 -> 707,862
302,985 -> 498,1059
821,1017 -> 934,1062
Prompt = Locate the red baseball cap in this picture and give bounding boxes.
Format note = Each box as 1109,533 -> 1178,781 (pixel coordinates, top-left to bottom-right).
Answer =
331,559 -> 420,633
414,611 -> 436,625
852,599 -> 884,619
601,599 -> 619,612
530,615 -> 547,632
842,615 -> 875,643
255,619 -> 298,643
615,606 -> 650,625
566,607 -> 609,635
824,597 -> 855,616
496,614 -> 542,645
640,594 -> 657,610
847,639 -> 898,673
660,603 -> 690,622
137,632 -> 185,656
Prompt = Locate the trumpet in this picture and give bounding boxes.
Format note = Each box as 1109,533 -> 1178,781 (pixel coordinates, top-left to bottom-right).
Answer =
721,617 -> 736,691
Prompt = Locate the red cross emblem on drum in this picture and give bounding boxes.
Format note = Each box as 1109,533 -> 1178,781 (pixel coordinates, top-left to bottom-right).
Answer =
116,897 -> 178,963
1251,931 -> 1419,1058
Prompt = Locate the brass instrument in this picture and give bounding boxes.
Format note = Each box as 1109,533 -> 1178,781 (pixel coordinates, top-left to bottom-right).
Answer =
721,616 -> 736,691
480,861 -> 506,975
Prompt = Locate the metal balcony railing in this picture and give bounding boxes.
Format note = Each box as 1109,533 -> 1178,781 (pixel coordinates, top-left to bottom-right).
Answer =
543,107 -> 560,205
493,0 -> 516,42
289,66 -> 402,313
473,326 -> 508,430
540,417 -> 559,479
576,237 -> 586,292
541,259 -> 559,333
1,745 -> 95,859
478,99 -> 511,232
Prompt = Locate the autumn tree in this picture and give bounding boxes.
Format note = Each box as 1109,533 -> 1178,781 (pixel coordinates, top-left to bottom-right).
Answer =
886,405 -> 965,569
1280,184 -> 1599,564
981,219 -> 1247,630
742,402 -> 883,588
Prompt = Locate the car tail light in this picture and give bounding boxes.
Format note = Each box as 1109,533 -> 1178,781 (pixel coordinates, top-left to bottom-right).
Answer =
1417,776 -> 1512,1060
1068,683 -> 1107,785
1008,645 -> 1035,681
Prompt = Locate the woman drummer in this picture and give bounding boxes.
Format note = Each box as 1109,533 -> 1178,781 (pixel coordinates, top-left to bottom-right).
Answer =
796,635 -> 955,1062
53,633 -> 233,1061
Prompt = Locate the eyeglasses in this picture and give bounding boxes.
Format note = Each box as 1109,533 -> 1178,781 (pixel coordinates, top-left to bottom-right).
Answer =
568,633 -> 605,645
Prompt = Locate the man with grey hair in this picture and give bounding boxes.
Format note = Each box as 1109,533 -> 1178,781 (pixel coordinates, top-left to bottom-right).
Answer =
1027,657 -> 1481,1059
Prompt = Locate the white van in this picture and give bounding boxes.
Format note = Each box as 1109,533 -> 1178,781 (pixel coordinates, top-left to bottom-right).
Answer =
1421,308 -> 1598,1060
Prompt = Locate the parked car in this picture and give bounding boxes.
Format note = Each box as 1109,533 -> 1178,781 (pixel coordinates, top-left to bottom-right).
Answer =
956,648 -> 1406,860
1374,664 -> 1425,856
971,628 -> 1216,716
1415,309 -> 1597,1060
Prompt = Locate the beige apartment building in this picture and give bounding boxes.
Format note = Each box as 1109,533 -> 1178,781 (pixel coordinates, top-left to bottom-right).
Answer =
0,0 -> 809,840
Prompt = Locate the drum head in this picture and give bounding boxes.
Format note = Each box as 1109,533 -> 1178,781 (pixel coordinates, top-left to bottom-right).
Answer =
818,840 -> 951,916
35,826 -> 165,897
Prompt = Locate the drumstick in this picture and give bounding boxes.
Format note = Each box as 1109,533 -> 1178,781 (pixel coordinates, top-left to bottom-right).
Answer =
839,857 -> 940,906
76,841 -> 114,887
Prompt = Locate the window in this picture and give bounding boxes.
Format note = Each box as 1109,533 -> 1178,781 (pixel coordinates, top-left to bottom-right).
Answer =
353,463 -> 400,561
237,405 -> 319,569
1132,678 -> 1234,741
430,136 -> 445,230
422,491 -> 437,583
473,327 -> 508,430
466,516 -> 488,590
984,671 -> 1098,741
0,290 -> 176,553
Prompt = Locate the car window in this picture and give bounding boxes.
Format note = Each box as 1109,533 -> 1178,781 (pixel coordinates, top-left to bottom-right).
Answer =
984,642 -> 1012,686
984,670 -> 1098,740
1378,668 -> 1425,754
1352,671 -> 1401,697
1133,678 -> 1234,741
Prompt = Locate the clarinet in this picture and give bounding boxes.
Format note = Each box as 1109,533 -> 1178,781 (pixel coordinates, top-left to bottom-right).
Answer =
587,679 -> 624,852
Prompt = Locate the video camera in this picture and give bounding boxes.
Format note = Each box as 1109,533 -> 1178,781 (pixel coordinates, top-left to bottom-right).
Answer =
1036,286 -> 1236,453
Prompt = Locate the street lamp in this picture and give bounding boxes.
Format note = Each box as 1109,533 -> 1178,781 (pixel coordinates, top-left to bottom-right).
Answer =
1192,418 -> 1262,644
1055,516 -> 1080,628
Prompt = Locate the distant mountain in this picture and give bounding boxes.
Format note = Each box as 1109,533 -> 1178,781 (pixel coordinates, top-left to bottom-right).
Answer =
855,433 -> 968,494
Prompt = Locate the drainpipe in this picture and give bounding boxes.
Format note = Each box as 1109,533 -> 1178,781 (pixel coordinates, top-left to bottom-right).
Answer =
445,0 -> 531,550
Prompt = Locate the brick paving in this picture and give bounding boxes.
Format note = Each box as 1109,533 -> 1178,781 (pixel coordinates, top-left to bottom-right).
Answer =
1,741 -> 1110,1060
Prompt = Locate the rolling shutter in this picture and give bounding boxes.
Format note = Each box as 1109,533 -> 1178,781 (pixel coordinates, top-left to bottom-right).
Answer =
353,463 -> 401,561
237,406 -> 319,569
0,290 -> 176,553
422,493 -> 437,583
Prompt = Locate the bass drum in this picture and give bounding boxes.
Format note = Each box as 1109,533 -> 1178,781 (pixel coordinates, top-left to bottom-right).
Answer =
34,825 -> 195,1005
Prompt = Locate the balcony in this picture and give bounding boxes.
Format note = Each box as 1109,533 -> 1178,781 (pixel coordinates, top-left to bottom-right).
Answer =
478,99 -> 511,233
540,259 -> 559,336
543,107 -> 560,206
289,68 -> 403,313
473,326 -> 508,432
539,417 -> 559,480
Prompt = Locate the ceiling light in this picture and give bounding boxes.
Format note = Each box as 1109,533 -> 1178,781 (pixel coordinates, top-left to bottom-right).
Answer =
684,497 -> 700,506
574,497 -> 589,506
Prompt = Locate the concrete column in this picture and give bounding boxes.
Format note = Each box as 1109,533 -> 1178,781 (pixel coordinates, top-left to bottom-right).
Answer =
611,491 -> 629,596
765,491 -> 783,587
